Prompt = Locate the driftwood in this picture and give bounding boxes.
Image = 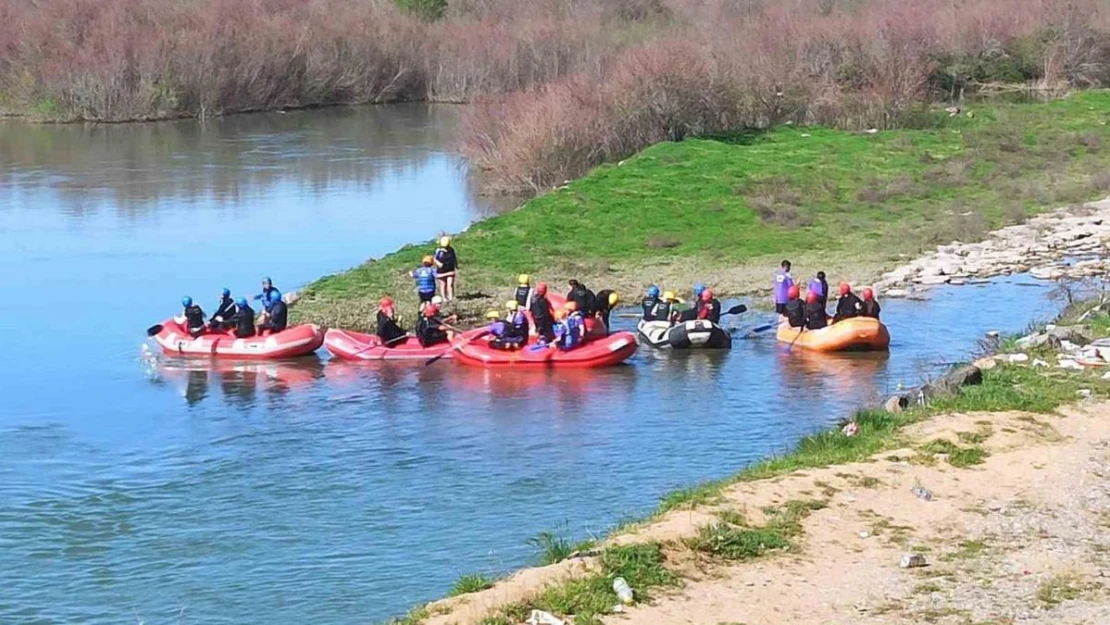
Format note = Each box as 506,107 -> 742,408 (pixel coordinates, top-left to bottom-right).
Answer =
884,364 -> 983,413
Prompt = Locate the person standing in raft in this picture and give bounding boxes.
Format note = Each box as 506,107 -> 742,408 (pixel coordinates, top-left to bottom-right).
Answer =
567,279 -> 597,315
180,296 -> 207,338
783,285 -> 806,329
254,277 -> 281,313
834,282 -> 864,322
773,260 -> 794,315
698,289 -> 723,324
595,289 -> 618,331
433,236 -> 458,301
514,274 -> 533,308
416,304 -> 455,347
641,286 -> 662,320
209,288 -> 237,330
376,297 -> 407,345
228,297 -> 256,338
258,290 -> 288,334
808,271 -> 829,310
411,256 -> 438,311
530,282 -> 556,343
860,288 -> 882,320
804,291 -> 828,330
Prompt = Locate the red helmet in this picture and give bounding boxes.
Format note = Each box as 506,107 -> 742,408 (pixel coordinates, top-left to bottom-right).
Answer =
423,304 -> 439,317
536,282 -> 548,295
700,289 -> 713,302
862,287 -> 874,301
806,291 -> 818,304
839,282 -> 851,296
787,285 -> 800,300
379,296 -> 394,308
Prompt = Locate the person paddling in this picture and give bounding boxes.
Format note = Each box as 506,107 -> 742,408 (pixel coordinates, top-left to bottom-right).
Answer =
228,297 -> 256,338
783,285 -> 805,329
861,288 -> 882,320
180,296 -> 207,338
210,288 -> 237,330
411,256 -> 437,310
804,291 -> 828,330
773,260 -> 794,315
530,282 -> 556,342
641,286 -> 662,321
514,274 -> 533,308
376,296 -> 407,345
433,236 -> 458,301
698,289 -> 723,324
808,271 -> 829,309
258,290 -> 288,334
834,282 -> 863,322
416,304 -> 454,347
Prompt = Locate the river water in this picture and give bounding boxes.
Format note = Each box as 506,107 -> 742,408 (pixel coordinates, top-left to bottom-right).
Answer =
0,106 -> 1060,624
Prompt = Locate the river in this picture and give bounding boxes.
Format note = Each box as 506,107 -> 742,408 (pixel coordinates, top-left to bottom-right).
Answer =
0,105 -> 1061,625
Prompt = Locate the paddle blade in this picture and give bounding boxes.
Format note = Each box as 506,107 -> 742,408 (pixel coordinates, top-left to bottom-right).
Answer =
423,353 -> 447,367
146,324 -> 163,337
725,304 -> 748,315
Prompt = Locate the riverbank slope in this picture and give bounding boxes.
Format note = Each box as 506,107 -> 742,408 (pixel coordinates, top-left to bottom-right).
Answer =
294,91 -> 1110,331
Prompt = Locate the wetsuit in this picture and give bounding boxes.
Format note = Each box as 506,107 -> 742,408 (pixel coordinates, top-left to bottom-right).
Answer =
583,288 -> 598,316
412,266 -> 436,304
641,296 -> 661,321
784,299 -> 806,329
773,270 -> 794,315
513,285 -> 532,308
210,297 -> 237,329
530,294 -> 556,342
255,286 -> 281,312
834,293 -> 863,322
258,299 -> 288,334
808,277 -> 828,310
567,284 -> 591,314
861,300 -> 882,320
416,315 -> 449,347
229,304 -> 256,338
184,305 -> 207,338
595,289 -> 615,330
376,310 -> 406,345
804,301 -> 828,330
434,246 -> 457,276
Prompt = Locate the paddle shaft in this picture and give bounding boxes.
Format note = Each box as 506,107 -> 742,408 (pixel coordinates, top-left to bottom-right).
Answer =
349,332 -> 412,356
423,323 -> 483,366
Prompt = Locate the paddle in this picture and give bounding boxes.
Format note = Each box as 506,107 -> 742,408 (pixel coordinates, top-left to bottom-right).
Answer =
349,332 -> 412,356
146,324 -> 164,337
723,304 -> 747,316
785,325 -> 806,352
423,322 -> 481,366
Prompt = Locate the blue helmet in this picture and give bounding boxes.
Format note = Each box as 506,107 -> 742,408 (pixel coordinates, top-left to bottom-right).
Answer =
647,285 -> 660,298
269,290 -> 282,303
236,297 -> 248,308
261,276 -> 272,286
221,287 -> 231,298
693,283 -> 706,297
182,296 -> 192,307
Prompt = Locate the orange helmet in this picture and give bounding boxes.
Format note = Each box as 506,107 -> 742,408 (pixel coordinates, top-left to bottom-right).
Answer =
787,285 -> 800,300
379,296 -> 394,308
862,287 -> 874,301
554,309 -> 568,320
423,304 -> 439,317
422,255 -> 433,266
565,301 -> 578,312
839,282 -> 851,296
700,289 -> 713,302
806,291 -> 818,304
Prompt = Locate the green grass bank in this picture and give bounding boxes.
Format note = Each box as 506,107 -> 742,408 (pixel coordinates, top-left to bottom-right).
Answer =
294,91 -> 1110,331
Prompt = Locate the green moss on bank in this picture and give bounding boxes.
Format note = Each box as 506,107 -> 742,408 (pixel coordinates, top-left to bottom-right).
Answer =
296,91 -> 1110,330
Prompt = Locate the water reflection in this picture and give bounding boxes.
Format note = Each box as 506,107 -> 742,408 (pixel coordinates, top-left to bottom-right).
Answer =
155,357 -> 326,407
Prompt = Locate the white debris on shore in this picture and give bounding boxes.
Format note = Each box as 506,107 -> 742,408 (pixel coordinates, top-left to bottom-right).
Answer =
873,197 -> 1110,298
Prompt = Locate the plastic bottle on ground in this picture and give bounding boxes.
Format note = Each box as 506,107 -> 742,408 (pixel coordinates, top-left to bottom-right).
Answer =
613,576 -> 634,604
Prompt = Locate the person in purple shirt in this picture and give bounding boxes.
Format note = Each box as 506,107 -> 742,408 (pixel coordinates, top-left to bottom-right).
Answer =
772,259 -> 794,315
807,270 -> 829,310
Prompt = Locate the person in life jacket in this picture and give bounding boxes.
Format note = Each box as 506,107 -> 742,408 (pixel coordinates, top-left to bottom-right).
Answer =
641,285 -> 661,320
411,256 -> 438,309
834,282 -> 863,322
254,277 -> 281,313
551,309 -> 573,350
860,287 -> 882,320
594,289 -> 618,330
772,260 -> 794,315
258,289 -> 288,334
180,296 -> 207,338
661,291 -> 680,324
697,289 -> 723,324
376,296 -> 407,345
808,271 -> 829,310
433,236 -> 458,301
566,280 -> 589,314
513,274 -> 533,308
228,297 -> 256,338
496,301 -> 529,349
530,281 -> 556,342
416,304 -> 453,347
783,285 -> 805,329
210,288 -> 237,330
564,301 -> 587,347
804,291 -> 828,330
486,309 -> 518,350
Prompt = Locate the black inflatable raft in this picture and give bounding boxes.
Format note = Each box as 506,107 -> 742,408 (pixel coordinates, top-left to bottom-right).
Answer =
636,319 -> 732,349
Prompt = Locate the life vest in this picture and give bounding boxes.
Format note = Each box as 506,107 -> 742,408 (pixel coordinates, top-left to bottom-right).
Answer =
641,297 -> 659,320
413,266 -> 436,293
514,285 -> 532,307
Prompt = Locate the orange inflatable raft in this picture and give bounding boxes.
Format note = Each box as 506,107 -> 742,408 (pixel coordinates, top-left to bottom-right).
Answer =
153,319 -> 324,359
453,331 -> 638,368
323,328 -> 481,361
776,317 -> 891,352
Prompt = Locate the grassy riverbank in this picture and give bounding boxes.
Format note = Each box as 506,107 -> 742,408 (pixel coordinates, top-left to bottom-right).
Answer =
294,91 -> 1110,330
393,300 -> 1110,624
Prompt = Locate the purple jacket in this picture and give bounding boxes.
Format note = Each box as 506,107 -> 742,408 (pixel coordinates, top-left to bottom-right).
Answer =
807,277 -> 826,299
772,269 -> 794,304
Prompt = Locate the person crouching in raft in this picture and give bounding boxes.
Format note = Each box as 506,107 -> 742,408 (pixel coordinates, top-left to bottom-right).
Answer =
433,236 -> 458,301
567,279 -> 598,316
227,297 -> 256,338
641,285 -> 661,320
514,274 -> 533,308
698,289 -> 723,324
804,291 -> 828,330
180,296 -> 207,338
861,288 -> 881,319
411,256 -> 437,311
416,304 -> 454,347
773,260 -> 794,315
834,282 -> 863,322
376,297 -> 407,346
258,290 -> 288,334
530,282 -> 556,343
783,285 -> 805,329
484,310 -> 512,349
595,289 -> 618,330
209,288 -> 237,330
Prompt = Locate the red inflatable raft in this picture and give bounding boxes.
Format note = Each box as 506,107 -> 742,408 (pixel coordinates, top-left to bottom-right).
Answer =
153,319 -> 324,359
323,328 -> 480,361
453,331 -> 638,368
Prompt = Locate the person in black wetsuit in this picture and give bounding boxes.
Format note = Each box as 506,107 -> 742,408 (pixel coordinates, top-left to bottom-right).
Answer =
834,282 -> 864,323
513,274 -> 533,308
860,288 -> 881,320
783,285 -> 805,329
641,285 -> 661,321
530,282 -> 556,343
567,280 -> 595,315
698,289 -> 723,324
258,290 -> 288,334
181,296 -> 207,338
209,288 -> 237,330
594,289 -> 618,331
804,291 -> 828,330
416,304 -> 453,347
228,297 -> 256,338
376,296 -> 407,345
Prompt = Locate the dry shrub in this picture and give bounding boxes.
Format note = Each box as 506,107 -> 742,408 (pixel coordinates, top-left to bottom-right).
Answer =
646,235 -> 681,249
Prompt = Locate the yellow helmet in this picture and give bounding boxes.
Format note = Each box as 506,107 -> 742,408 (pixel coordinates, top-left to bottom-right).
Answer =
505,300 -> 519,310
439,236 -> 451,247
422,255 -> 433,266
609,292 -> 620,306
554,309 -> 568,320
663,290 -> 676,301
485,310 -> 501,320
518,273 -> 531,286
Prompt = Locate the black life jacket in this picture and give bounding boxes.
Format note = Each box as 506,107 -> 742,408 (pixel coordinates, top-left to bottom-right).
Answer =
514,285 -> 531,307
